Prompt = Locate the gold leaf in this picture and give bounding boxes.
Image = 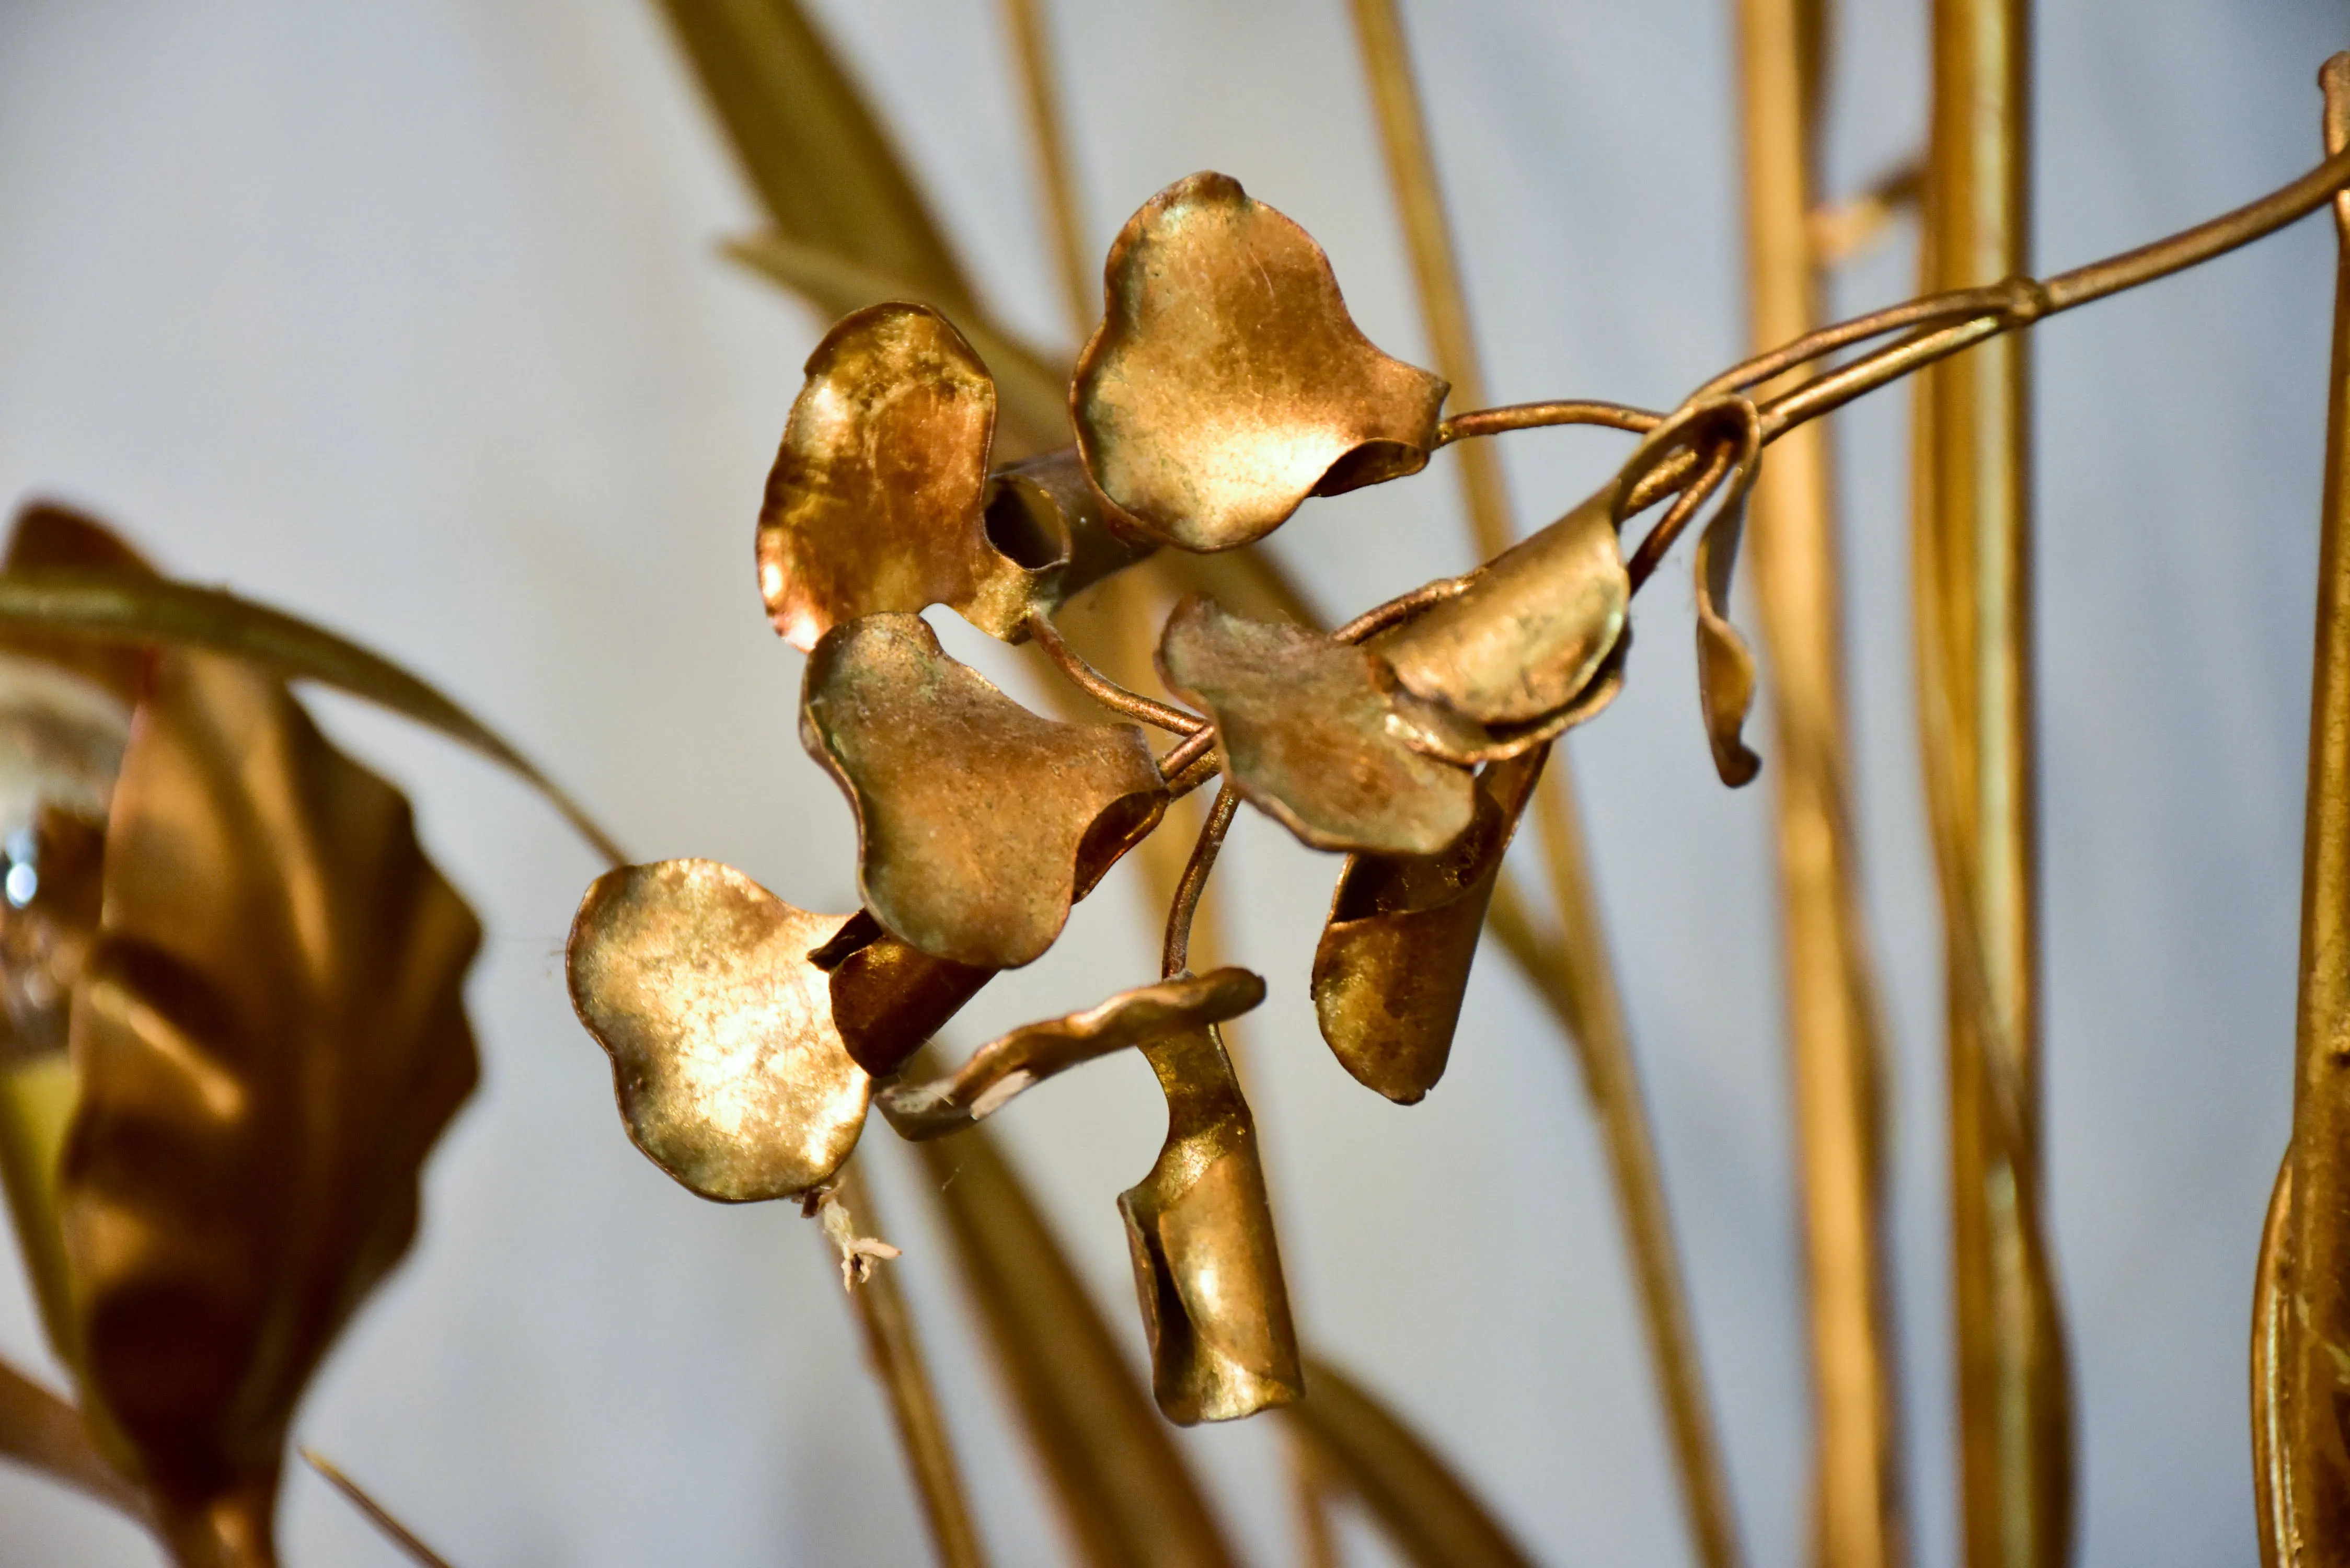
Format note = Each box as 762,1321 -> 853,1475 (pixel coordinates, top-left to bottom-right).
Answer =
1073,172 -> 1448,551
1692,497 -> 1761,788
1119,1024 -> 1302,1424
60,648 -> 480,1558
984,447 -> 1159,613
1373,482 -> 1630,746
814,910 -> 995,1079
566,859 -> 869,1203
0,504 -> 159,704
801,613 -> 1165,969
1287,1357 -> 1538,1568
1310,753 -> 1541,1103
913,1120 -> 1240,1566
1158,595 -> 1474,856
878,967 -> 1265,1139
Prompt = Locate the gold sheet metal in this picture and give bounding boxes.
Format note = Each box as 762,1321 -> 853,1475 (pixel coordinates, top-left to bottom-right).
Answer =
985,447 -> 1158,610
1118,1023 -> 1301,1425
1073,171 -> 1447,551
1373,483 -> 1628,731
878,967 -> 1264,1138
1157,595 -> 1474,856
815,910 -> 995,1078
1310,752 -> 1540,1103
567,859 -> 869,1203
61,649 -> 480,1565
802,613 -> 1167,968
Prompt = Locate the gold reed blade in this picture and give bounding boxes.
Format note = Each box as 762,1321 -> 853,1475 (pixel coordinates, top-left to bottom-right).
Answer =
62,647 -> 481,1563
300,1449 -> 455,1568
0,1354 -> 145,1522
913,1121 -> 1240,1567
1285,1356 -> 1538,1568
1729,1 -> 1908,1561
1914,1 -> 2072,1561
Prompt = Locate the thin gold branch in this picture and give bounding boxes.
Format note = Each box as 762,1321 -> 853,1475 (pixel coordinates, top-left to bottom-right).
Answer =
1026,609 -> 1205,734
302,1449 -> 457,1568
996,0 -> 1095,340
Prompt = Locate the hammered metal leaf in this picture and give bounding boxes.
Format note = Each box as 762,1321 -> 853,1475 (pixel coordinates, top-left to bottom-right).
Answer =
1311,754 -> 1541,1103
1073,171 -> 1448,551
567,859 -> 870,1203
60,648 -> 480,1559
1373,481 -> 1630,744
878,967 -> 1265,1139
1157,595 -> 1473,856
802,613 -> 1166,969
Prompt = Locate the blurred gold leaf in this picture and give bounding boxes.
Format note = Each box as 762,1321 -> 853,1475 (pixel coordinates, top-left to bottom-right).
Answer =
61,648 -> 480,1564
0,1354 -> 146,1522
1287,1357 -> 1538,1568
877,967 -> 1264,1139
801,613 -> 1165,969
567,859 -> 869,1202
1311,752 -> 1540,1103
914,1120 -> 1241,1568
1074,172 -> 1448,551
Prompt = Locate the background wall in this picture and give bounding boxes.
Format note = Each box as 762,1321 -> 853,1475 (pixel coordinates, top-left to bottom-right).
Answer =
0,1 -> 2341,1563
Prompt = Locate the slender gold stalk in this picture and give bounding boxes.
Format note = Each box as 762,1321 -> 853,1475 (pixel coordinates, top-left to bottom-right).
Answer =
300,1449 -> 455,1568
2275,51 -> 2350,1567
1349,7 -> 1740,1563
1289,1429 -> 1344,1568
1731,3 -> 1905,1564
1913,3 -> 2071,1564
997,0 -> 1095,339
1027,609 -> 1205,735
827,1163 -> 990,1568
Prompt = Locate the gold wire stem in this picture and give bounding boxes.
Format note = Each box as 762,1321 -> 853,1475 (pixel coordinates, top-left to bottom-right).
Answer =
1026,610 -> 1205,734
1160,723 -> 1219,781
1331,578 -> 1469,645
301,1449 -> 456,1568
1732,0 -> 1907,1562
1346,0 -> 1513,561
1163,786 -> 1240,977
1437,400 -> 1665,443
996,0 -> 1093,339
827,1162 -> 992,1568
1913,1 -> 2070,1562
2276,51 -> 2350,1565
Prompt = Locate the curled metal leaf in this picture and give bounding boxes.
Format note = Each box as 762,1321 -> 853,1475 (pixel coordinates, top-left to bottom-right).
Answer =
61,648 -> 480,1560
1119,1024 -> 1303,1424
1692,492 -> 1761,787
802,612 -> 1166,969
1373,482 -> 1630,745
1158,595 -> 1474,856
814,910 -> 995,1079
984,447 -> 1158,610
567,859 -> 869,1203
878,967 -> 1265,1139
1311,753 -> 1541,1103
1073,171 -> 1448,551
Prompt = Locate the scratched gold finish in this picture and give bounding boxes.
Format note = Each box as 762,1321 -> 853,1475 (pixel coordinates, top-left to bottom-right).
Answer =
1073,172 -> 1448,551
801,613 -> 1166,969
1157,595 -> 1473,856
1732,0 -> 1907,1562
567,859 -> 868,1203
878,967 -> 1265,1139
1373,484 -> 1629,737
60,648 -> 479,1568
1310,752 -> 1539,1104
1914,2 -> 2071,1563
1119,1023 -> 1302,1424
2274,54 -> 2350,1568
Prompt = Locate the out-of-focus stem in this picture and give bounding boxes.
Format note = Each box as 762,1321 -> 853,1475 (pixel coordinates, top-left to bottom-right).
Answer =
2276,51 -> 2350,1567
1731,3 -> 1906,1565
830,1162 -> 990,1568
1913,3 -> 2071,1565
997,0 -> 1094,340
1348,6 -> 1741,1564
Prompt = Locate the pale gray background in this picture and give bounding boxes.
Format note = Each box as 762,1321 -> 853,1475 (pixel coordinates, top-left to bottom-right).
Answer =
0,1 -> 2341,1563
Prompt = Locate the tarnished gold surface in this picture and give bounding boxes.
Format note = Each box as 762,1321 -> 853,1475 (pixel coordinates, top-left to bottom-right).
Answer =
756,303 -> 1037,645
1374,483 -> 1628,732
60,648 -> 479,1564
1157,595 -> 1473,856
1914,2 -> 2071,1562
2276,53 -> 2350,1568
802,613 -> 1166,968
1731,0 -> 1907,1560
816,910 -> 995,1078
567,859 -> 868,1203
1073,171 -> 1447,551
878,967 -> 1264,1138
1310,752 -> 1539,1103
1119,1023 -> 1301,1425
